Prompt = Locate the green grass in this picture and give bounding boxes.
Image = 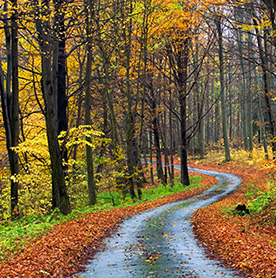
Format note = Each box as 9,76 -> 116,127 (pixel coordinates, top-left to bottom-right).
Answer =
141,175 -> 202,201
0,175 -> 203,261
221,182 -> 276,216
247,188 -> 276,214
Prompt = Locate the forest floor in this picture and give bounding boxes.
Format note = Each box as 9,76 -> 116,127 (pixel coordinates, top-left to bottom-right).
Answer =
188,151 -> 276,278
1,150 -> 276,277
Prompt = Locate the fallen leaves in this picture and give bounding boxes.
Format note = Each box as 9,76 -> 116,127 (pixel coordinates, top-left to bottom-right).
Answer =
0,173 -> 216,277
190,159 -> 276,278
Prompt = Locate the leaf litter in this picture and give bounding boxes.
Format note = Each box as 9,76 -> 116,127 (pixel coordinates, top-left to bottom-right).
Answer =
0,174 -> 215,277
190,159 -> 276,278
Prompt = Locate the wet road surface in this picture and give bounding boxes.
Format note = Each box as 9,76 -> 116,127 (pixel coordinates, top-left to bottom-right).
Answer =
75,167 -> 243,277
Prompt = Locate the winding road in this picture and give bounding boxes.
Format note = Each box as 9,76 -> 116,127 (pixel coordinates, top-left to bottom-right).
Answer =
75,167 -> 243,278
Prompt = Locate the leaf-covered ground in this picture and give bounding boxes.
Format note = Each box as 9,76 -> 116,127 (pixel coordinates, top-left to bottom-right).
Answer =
189,158 -> 276,278
0,173 -> 216,278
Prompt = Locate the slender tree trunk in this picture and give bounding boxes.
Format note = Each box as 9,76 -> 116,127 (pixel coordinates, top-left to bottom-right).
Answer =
189,85 -> 195,158
10,0 -> 20,216
152,109 -> 165,185
228,64 -> 233,140
177,37 -> 190,185
72,62 -> 84,164
216,16 -> 231,161
194,38 -> 204,159
85,0 -> 97,205
247,32 -> 254,151
169,89 -> 174,185
214,77 -> 220,143
254,18 -> 276,155
236,27 -> 248,150
161,111 -> 170,184
142,134 -> 148,168
149,130 -> 154,184
0,0 -> 20,216
205,78 -> 210,144
124,0 -> 137,199
255,69 -> 268,157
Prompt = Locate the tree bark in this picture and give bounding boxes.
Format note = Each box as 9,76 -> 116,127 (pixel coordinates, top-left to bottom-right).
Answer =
253,17 -> 276,155
0,0 -> 20,217
169,88 -> 174,185
177,37 -> 190,185
54,0 -> 68,166
85,0 -> 97,205
216,16 -> 231,161
33,0 -> 71,214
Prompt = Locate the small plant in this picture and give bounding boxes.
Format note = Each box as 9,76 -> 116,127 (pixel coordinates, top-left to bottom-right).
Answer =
247,190 -> 275,214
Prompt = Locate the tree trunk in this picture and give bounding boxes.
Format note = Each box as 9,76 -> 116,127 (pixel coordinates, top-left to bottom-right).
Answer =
149,130 -> 154,184
169,89 -> 174,185
161,111 -> 170,184
153,111 -> 165,185
254,17 -> 276,155
124,0 -> 137,199
216,16 -> 231,161
178,38 -> 190,185
0,0 -> 20,217
247,31 -> 254,151
34,0 -> 71,214
55,0 -> 68,166
236,26 -> 248,150
84,0 -> 97,205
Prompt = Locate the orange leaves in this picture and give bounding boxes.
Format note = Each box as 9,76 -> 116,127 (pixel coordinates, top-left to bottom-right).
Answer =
191,159 -> 276,278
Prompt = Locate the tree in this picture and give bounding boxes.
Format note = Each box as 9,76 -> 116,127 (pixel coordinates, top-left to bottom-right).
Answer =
253,14 -> 276,156
84,0 -> 97,205
0,0 -> 20,217
215,14 -> 231,161
55,0 -> 69,168
167,31 -> 191,185
32,0 -> 71,214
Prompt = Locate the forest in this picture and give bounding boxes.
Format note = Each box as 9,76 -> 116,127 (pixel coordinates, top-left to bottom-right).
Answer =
0,1 -> 275,211
1,0 -> 276,277
1,0 -> 275,216
0,0 -> 275,211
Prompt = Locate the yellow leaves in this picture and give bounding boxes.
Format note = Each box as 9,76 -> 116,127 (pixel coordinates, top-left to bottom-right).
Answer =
12,134 -> 49,161
58,125 -> 107,150
10,175 -> 18,183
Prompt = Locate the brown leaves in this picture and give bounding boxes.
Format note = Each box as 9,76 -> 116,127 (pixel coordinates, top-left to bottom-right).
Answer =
190,160 -> 276,278
0,173 -> 216,277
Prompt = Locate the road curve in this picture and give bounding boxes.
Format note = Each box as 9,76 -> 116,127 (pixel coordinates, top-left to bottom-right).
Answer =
75,167 -> 243,278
